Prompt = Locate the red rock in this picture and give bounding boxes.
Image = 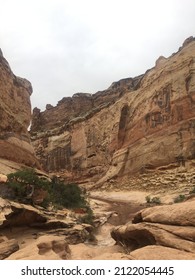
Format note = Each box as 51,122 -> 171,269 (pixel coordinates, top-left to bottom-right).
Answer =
30,38 -> 195,185
0,51 -> 40,169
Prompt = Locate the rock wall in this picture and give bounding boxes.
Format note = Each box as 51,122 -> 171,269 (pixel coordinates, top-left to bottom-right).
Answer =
31,38 -> 195,184
0,49 -> 40,170
31,74 -> 144,133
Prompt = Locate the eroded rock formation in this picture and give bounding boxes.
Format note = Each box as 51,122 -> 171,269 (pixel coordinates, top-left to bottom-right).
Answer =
31,38 -> 195,185
0,197 -> 93,259
111,198 -> 195,260
0,50 -> 40,170
6,236 -> 71,260
0,237 -> 19,260
0,197 -> 47,228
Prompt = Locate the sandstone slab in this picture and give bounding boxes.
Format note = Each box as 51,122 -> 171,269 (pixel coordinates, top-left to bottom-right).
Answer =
111,199 -> 195,259
133,199 -> 195,226
6,235 -> 70,260
129,245 -> 195,260
0,237 -> 19,259
0,198 -> 47,228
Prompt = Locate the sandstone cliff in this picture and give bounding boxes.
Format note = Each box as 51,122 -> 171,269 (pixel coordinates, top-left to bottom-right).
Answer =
0,49 -> 40,171
31,37 -> 195,185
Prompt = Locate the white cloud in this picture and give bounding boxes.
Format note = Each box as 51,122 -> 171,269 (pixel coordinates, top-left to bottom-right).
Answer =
0,0 -> 195,110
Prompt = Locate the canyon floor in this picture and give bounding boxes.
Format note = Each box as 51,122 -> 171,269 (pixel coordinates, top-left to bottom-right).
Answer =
69,191 -> 147,260
1,164 -> 195,260
1,190 -> 145,260
2,181 -> 195,260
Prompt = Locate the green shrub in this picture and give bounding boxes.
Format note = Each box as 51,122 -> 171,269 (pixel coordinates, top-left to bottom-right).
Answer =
145,195 -> 151,203
7,168 -> 50,203
78,206 -> 94,225
189,186 -> 195,194
151,196 -> 161,204
49,182 -> 87,209
145,195 -> 161,204
7,168 -> 93,224
173,194 -> 186,203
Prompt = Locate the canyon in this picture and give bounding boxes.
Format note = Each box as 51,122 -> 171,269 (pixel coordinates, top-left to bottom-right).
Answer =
30,37 -> 195,188
0,37 -> 195,260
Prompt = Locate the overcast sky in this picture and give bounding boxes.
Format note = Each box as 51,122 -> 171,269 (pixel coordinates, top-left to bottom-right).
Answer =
0,0 -> 195,111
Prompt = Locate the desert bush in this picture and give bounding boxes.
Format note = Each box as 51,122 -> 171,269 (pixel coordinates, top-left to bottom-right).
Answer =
49,182 -> 87,209
145,195 -> 161,204
151,196 -> 161,204
173,194 -> 186,203
7,168 -> 93,223
189,186 -> 195,194
7,168 -> 50,203
78,206 -> 94,225
145,195 -> 151,203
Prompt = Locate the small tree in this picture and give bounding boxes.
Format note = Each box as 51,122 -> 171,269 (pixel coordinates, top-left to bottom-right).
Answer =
7,168 -> 50,203
7,168 -> 94,224
50,182 -> 87,209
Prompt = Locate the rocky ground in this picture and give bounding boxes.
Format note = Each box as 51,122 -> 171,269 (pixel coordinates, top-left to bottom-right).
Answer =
94,165 -> 195,203
0,193 -> 140,260
0,197 -> 93,260
1,180 -> 195,260
69,194 -> 146,260
111,196 -> 195,260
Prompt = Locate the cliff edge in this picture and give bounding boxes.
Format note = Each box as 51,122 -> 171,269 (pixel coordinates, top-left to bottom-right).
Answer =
31,37 -> 195,185
0,49 -> 40,172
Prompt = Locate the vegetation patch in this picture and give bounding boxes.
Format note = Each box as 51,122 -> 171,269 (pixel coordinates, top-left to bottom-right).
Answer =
189,186 -> 195,194
7,168 -> 94,224
173,194 -> 186,203
145,195 -> 161,205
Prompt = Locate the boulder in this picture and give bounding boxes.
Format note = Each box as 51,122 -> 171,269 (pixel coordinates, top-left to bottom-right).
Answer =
0,236 -> 19,259
37,236 -> 71,259
133,199 -> 195,226
130,245 -> 195,260
0,197 -> 47,228
0,174 -> 7,183
6,236 -> 70,260
111,199 -> 195,259
111,222 -> 195,253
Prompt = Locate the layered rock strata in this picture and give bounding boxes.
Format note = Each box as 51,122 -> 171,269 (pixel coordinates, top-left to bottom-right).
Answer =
0,50 -> 40,170
111,198 -> 195,260
0,197 -> 93,259
31,38 -> 195,184
0,237 -> 19,260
